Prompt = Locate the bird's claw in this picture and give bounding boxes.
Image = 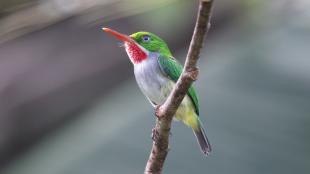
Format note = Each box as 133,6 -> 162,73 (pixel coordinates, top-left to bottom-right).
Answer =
155,105 -> 163,119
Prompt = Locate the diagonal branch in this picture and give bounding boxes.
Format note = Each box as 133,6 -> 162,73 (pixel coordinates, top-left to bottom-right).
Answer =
144,0 -> 214,174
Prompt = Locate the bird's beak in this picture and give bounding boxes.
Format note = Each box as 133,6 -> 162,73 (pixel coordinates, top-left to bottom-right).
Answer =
102,27 -> 134,44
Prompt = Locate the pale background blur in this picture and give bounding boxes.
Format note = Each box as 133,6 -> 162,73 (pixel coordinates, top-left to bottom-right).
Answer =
0,0 -> 309,174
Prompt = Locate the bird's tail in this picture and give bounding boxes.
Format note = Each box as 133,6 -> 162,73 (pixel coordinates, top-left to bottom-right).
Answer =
193,119 -> 211,156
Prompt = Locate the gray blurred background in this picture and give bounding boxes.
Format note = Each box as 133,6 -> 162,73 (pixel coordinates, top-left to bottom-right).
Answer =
0,0 -> 309,173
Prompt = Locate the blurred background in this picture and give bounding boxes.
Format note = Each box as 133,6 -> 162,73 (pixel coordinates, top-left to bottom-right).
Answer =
0,0 -> 309,173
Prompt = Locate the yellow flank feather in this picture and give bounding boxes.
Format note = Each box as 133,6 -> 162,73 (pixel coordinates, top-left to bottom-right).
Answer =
175,95 -> 199,130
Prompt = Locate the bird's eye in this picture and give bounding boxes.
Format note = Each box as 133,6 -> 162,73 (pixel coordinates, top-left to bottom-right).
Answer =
142,35 -> 150,42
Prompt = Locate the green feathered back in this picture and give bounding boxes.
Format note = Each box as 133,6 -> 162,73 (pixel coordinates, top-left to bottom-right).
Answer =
157,55 -> 200,115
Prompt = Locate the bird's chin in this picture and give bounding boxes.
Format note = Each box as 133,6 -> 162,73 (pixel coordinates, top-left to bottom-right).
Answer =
124,42 -> 148,64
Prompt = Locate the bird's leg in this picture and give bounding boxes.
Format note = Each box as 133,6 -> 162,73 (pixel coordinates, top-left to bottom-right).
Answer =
154,105 -> 164,119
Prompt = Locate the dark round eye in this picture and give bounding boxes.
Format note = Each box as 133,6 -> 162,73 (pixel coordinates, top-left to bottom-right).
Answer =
142,35 -> 150,42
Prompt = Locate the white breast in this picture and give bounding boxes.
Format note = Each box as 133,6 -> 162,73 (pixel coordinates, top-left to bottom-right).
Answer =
134,54 -> 174,105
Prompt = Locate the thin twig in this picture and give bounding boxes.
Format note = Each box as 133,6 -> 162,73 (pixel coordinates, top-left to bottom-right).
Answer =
144,0 -> 214,174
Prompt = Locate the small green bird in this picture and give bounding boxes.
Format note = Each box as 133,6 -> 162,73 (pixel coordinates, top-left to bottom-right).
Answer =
102,28 -> 211,155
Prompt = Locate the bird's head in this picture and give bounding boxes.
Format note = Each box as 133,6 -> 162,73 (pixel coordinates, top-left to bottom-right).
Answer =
102,28 -> 172,64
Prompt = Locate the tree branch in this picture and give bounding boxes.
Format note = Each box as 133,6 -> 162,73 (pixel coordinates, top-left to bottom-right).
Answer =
144,0 -> 214,173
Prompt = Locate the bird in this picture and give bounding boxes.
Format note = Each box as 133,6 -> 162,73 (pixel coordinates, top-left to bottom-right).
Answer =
102,27 -> 211,155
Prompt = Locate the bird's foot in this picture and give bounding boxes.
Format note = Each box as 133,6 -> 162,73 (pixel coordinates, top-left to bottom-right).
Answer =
155,105 -> 164,119
151,128 -> 160,142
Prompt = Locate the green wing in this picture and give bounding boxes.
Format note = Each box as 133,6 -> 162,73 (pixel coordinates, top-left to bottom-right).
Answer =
157,55 -> 199,115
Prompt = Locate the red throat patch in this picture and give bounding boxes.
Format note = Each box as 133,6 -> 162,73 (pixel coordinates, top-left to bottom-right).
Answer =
125,43 -> 147,64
